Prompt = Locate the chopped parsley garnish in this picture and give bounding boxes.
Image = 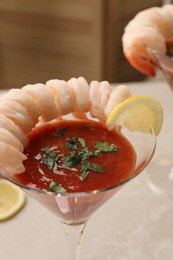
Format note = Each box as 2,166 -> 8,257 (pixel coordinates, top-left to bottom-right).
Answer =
63,136 -> 117,180
41,147 -> 58,171
95,141 -> 117,153
62,151 -> 82,168
78,137 -> 86,148
65,137 -> 78,150
55,128 -> 66,137
48,181 -> 66,193
80,160 -> 105,180
41,133 -> 118,191
79,149 -> 96,160
83,161 -> 105,173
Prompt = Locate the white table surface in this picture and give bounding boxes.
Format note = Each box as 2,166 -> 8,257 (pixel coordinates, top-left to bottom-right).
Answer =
1,79 -> 173,260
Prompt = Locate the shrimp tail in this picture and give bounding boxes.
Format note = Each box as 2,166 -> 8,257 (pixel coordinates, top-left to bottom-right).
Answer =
122,5 -> 173,77
127,50 -> 156,77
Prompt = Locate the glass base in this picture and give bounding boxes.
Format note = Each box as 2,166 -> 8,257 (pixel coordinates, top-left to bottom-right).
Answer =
147,156 -> 173,199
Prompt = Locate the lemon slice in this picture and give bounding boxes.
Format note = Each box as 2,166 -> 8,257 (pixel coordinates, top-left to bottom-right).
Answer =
106,96 -> 163,136
0,179 -> 26,221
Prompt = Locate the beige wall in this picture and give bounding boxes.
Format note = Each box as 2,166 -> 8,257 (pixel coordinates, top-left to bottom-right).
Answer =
0,0 -> 162,89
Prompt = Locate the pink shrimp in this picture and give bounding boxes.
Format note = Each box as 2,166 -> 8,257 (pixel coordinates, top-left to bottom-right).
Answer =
89,80 -> 111,120
46,79 -> 75,116
105,85 -> 132,117
68,77 -> 90,113
0,114 -> 28,147
0,99 -> 34,133
122,4 -> 173,77
0,128 -> 23,152
0,141 -> 27,175
22,83 -> 58,121
2,88 -> 41,122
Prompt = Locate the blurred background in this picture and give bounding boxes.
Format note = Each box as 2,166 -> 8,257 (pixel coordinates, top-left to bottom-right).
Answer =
0,0 -> 165,89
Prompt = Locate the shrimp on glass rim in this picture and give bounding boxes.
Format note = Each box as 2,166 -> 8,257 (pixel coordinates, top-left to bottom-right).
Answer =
0,141 -> 27,176
122,4 -> 173,77
0,114 -> 28,147
89,80 -> 111,121
1,88 -> 41,122
0,99 -> 34,133
46,79 -> 75,116
0,77 -> 132,176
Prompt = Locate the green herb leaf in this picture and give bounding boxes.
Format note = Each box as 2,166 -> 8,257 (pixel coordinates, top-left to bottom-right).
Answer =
85,161 -> 105,173
79,146 -> 88,154
62,151 -> 82,168
48,181 -> 66,193
80,150 -> 97,160
78,137 -> 86,148
41,147 -> 57,157
80,161 -> 90,180
41,147 -> 58,170
65,137 -> 78,150
80,168 -> 89,180
95,142 -> 117,153
55,128 -> 66,137
80,160 -> 105,180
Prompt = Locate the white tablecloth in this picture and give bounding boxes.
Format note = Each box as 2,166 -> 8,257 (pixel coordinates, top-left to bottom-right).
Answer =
1,79 -> 173,260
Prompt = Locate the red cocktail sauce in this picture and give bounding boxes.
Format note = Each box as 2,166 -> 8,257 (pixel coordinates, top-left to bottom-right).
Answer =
16,120 -> 136,193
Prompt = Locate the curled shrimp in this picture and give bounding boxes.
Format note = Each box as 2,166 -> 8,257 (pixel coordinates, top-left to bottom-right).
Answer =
0,114 -> 28,147
105,85 -> 132,117
68,77 -> 90,113
122,4 -> 173,77
0,128 -> 23,152
0,141 -> 27,176
2,88 -> 41,122
89,80 -> 111,121
0,77 -> 132,176
22,83 -> 58,121
0,99 -> 34,133
46,79 -> 75,116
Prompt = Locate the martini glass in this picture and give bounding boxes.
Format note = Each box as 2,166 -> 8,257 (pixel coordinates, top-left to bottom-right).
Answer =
146,48 -> 173,198
0,118 -> 156,260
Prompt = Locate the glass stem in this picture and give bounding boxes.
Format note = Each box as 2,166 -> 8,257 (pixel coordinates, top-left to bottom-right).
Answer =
63,221 -> 87,260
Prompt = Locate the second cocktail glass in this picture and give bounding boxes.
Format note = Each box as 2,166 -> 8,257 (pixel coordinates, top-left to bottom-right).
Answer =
147,49 -> 173,198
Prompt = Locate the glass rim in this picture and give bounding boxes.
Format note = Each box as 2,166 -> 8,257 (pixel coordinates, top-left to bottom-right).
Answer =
0,124 -> 156,198
146,47 -> 173,63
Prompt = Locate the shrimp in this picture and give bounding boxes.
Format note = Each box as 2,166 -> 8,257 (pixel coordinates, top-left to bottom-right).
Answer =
122,4 -> 173,77
0,99 -> 34,133
89,80 -> 111,120
46,79 -> 75,116
22,83 -> 58,121
0,128 -> 23,152
68,77 -> 90,113
2,88 -> 41,122
0,77 -> 133,177
0,114 -> 28,147
0,141 -> 27,176
104,85 -> 131,117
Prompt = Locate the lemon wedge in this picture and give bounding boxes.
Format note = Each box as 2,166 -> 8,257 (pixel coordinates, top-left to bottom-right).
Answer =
106,96 -> 163,136
0,179 -> 26,221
